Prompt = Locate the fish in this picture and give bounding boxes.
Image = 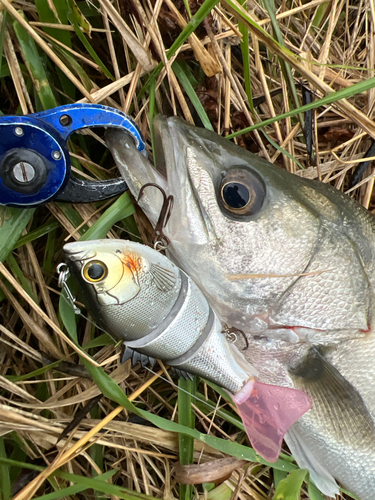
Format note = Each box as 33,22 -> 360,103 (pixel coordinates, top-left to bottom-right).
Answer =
105,116 -> 375,500
62,239 -> 311,463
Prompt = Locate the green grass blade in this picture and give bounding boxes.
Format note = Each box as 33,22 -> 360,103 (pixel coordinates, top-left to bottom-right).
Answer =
273,468 -> 308,500
307,481 -> 327,500
178,377 -> 196,500
83,333 -> 114,349
205,482 -> 233,500
0,62 -> 9,78
53,44 -> 93,90
89,443 -> 104,478
261,130 -> 303,169
0,208 -> 34,262
67,0 -> 114,81
312,3 -> 330,28
68,0 -> 91,34
138,0 -> 221,98
66,17 -> 112,83
0,438 -> 12,500
34,0 -> 71,43
273,469 -> 288,487
238,20 -> 253,113
13,219 -> 60,250
55,203 -> 86,234
166,0 -> 221,62
42,470 -> 154,500
0,459 -> 153,500
261,0 -> 301,114
182,0 -> 192,18
0,457 -> 44,473
59,289 -> 78,341
0,12 -> 8,79
34,0 -> 76,98
9,357 -> 66,382
13,13 -> 57,109
175,60 -> 199,87
195,392 -> 244,432
34,483 -> 92,500
172,61 -> 214,130
227,75 -> 375,138
149,77 -> 157,167
80,192 -> 135,241
43,227 -> 58,273
34,470 -> 117,500
6,253 -> 39,303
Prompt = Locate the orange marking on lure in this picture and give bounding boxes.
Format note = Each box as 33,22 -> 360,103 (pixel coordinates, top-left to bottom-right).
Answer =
119,252 -> 143,283
123,253 -> 142,273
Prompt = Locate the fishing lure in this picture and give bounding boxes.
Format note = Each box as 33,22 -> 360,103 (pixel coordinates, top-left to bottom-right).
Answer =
60,239 -> 311,462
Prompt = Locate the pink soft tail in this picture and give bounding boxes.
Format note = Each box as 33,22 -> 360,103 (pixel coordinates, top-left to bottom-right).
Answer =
233,379 -> 312,462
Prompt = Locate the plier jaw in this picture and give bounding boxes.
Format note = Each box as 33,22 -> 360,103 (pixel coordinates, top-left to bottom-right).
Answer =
0,103 -> 146,208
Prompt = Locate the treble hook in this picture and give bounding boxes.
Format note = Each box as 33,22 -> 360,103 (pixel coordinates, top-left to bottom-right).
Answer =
138,183 -> 174,250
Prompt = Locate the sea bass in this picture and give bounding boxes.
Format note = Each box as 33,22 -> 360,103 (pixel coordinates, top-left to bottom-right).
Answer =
106,117 -> 375,500
62,239 -> 311,463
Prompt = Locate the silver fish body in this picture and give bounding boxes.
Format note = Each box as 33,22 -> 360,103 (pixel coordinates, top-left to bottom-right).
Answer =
106,116 -> 375,499
63,239 -> 255,394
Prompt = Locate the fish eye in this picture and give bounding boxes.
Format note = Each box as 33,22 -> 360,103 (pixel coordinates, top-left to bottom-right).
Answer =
83,260 -> 108,282
218,168 -> 265,217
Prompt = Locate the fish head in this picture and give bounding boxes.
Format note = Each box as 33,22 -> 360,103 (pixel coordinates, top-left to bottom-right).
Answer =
110,115 -> 319,243
107,117 -> 375,336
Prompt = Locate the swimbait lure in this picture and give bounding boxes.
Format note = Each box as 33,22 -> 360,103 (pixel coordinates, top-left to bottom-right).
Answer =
62,239 -> 311,463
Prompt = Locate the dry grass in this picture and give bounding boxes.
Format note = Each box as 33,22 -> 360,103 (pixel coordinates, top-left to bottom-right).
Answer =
0,0 -> 373,498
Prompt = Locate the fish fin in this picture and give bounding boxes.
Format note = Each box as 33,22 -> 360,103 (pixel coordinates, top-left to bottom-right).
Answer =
284,426 -> 339,497
132,351 -> 152,367
172,368 -> 194,380
233,380 -> 312,462
121,345 -> 134,364
289,347 -> 375,443
122,346 -> 155,368
149,263 -> 176,292
147,356 -> 156,368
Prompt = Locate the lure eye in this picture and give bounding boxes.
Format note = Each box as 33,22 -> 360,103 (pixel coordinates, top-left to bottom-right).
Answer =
83,260 -> 108,282
219,168 -> 265,217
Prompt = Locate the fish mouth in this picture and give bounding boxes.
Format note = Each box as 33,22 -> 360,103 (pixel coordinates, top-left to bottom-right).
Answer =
152,115 -> 187,182
152,116 -> 215,241
105,116 -> 217,243
152,115 -> 170,181
105,126 -> 168,229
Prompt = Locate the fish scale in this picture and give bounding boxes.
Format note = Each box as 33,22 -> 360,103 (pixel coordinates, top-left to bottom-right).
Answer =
106,115 -> 375,500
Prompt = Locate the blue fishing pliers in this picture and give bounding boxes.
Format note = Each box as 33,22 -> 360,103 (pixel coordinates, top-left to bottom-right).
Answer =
0,103 -> 146,208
